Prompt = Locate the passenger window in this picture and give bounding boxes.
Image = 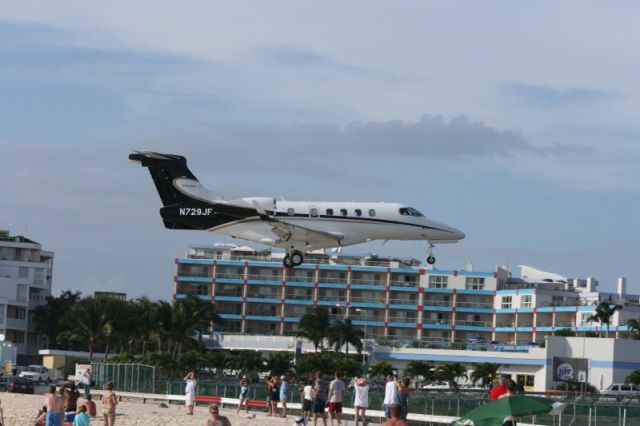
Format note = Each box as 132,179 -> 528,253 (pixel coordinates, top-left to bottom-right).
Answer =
612,385 -> 619,391
287,208 -> 295,216
310,208 -> 319,217
340,208 -> 348,217
355,209 -> 362,217
369,209 -> 376,217
326,209 -> 334,216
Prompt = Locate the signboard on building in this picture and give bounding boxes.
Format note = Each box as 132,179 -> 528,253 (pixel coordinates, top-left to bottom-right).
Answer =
553,357 -> 588,382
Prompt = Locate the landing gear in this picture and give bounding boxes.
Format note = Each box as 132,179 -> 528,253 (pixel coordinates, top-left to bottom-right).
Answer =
283,250 -> 304,268
426,242 -> 436,265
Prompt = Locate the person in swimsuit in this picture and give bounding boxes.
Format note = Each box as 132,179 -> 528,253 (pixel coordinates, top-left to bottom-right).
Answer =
236,377 -> 249,415
269,376 -> 280,417
45,386 -> 65,426
34,405 -> 47,426
101,381 -> 118,426
204,404 -> 231,426
63,383 -> 81,423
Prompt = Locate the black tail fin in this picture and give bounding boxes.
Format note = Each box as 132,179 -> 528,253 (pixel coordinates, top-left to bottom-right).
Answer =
129,151 -> 200,206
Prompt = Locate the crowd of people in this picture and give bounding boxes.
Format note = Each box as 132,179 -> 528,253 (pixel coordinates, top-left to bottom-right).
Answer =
36,382 -> 101,426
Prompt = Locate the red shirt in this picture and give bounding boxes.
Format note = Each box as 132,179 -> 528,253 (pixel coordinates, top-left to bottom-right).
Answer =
490,384 -> 507,401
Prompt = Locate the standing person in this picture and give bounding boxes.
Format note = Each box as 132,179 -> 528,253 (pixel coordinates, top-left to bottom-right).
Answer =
45,385 -> 65,426
395,378 -> 410,420
184,372 -> 198,416
72,405 -> 90,426
82,368 -> 92,399
269,376 -> 280,417
63,383 -> 81,423
265,376 -> 274,416
312,371 -> 329,426
279,375 -> 290,418
353,377 -> 370,426
300,379 -> 314,420
383,373 -> 398,419
205,404 -> 231,426
237,377 -> 250,415
380,404 -> 409,426
327,372 -> 345,426
101,382 -> 117,426
490,374 -> 511,401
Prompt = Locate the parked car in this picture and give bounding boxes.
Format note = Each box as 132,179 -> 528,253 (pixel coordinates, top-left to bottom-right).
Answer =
5,376 -> 36,394
18,365 -> 50,383
599,383 -> 640,401
422,381 -> 453,390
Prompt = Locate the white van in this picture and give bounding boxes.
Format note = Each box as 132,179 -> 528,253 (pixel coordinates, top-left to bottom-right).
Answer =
600,383 -> 640,400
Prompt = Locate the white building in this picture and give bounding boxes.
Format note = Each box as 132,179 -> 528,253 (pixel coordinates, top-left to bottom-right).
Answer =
0,230 -> 54,363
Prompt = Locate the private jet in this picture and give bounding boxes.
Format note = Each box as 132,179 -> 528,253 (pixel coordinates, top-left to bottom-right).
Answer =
129,151 -> 465,268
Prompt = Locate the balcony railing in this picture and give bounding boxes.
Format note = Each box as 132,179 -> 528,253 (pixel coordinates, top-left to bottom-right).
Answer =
422,318 -> 449,325
350,296 -> 385,304
388,298 -> 417,305
286,276 -> 315,283
285,293 -> 311,300
456,302 -> 492,309
423,300 -> 450,307
389,281 -> 418,288
247,293 -> 280,299
216,273 -> 244,280
317,277 -> 346,284
456,320 -> 492,327
216,290 -> 243,297
387,316 -> 417,323
496,321 -> 517,327
350,278 -> 385,286
246,274 -> 280,281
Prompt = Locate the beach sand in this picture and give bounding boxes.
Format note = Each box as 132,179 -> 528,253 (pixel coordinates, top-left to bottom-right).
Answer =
0,393 -> 311,426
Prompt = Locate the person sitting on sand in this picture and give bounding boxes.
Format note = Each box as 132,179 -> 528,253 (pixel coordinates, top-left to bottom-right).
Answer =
205,404 -> 231,426
81,395 -> 96,417
34,405 -> 47,426
45,385 -> 65,426
101,382 -> 117,426
73,405 -> 90,426
380,404 -> 408,426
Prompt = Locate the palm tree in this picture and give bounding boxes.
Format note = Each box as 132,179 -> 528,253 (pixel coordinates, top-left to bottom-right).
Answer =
404,360 -> 435,386
627,319 -> 640,339
33,290 -> 81,349
368,361 -> 393,380
63,296 -> 110,362
436,362 -> 467,390
470,363 -> 500,387
328,318 -> 364,355
587,302 -> 623,337
297,307 -> 330,351
626,368 -> 640,386
265,351 -> 293,376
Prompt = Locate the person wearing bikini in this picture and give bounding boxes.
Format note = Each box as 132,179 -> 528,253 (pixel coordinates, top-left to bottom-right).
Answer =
204,404 -> 231,426
101,382 -> 118,426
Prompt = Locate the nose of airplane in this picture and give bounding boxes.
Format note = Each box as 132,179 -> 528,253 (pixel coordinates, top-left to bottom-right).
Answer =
449,227 -> 466,240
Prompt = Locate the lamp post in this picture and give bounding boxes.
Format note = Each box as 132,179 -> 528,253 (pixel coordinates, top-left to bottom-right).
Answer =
355,309 -> 368,366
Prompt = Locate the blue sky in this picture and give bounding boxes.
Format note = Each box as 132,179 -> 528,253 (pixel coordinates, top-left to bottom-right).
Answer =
1,2 -> 639,299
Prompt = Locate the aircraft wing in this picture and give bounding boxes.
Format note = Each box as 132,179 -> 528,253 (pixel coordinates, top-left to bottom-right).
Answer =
266,220 -> 344,248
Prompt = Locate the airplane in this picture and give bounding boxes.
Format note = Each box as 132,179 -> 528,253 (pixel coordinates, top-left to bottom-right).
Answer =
129,151 -> 465,268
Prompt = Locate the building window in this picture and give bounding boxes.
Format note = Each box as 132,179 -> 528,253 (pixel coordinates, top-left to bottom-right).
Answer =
340,208 -> 348,217
287,208 -> 295,216
501,296 -> 512,309
368,209 -> 376,217
521,295 -> 532,308
310,208 -> 319,217
465,277 -> 485,290
326,209 -> 334,216
428,275 -> 448,289
355,209 -> 362,217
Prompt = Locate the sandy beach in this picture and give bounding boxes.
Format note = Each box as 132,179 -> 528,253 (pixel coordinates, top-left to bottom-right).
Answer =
0,393 -> 309,426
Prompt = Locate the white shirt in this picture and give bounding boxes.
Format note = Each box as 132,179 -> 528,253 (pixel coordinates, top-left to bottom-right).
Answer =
329,379 -> 345,403
303,385 -> 314,401
383,381 -> 398,405
185,379 -> 197,395
354,384 -> 370,408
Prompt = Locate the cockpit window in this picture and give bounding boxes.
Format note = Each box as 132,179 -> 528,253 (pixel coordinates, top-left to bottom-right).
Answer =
399,207 -> 424,217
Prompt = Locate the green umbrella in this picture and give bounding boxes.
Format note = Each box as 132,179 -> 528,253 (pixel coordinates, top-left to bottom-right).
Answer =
453,395 -> 563,426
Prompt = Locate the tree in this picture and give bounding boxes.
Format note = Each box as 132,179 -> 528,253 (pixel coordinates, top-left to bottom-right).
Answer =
203,351 -> 232,377
436,363 -> 467,390
368,361 -> 393,380
587,302 -> 623,337
404,361 -> 435,385
470,363 -> 500,387
265,352 -> 293,376
32,290 -> 81,349
328,318 -> 364,355
231,351 -> 264,376
626,369 -> 640,386
295,353 -> 362,378
297,307 -> 330,351
554,328 -> 576,337
627,319 -> 640,339
63,296 -> 110,362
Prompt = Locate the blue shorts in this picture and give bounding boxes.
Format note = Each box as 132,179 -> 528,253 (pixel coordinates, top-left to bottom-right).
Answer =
46,411 -> 62,426
384,404 -> 392,419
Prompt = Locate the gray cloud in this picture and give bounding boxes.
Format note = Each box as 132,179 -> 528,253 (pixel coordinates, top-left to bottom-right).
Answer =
503,83 -> 612,108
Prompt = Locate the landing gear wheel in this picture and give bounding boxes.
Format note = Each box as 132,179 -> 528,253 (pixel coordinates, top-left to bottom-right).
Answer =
283,254 -> 294,269
291,250 -> 304,266
427,255 -> 436,265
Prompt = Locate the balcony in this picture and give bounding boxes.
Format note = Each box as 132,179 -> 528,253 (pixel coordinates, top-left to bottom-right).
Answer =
286,275 -> 315,283
389,280 -> 417,288
388,298 -> 417,306
350,296 -> 385,304
247,292 -> 280,300
216,273 -> 244,280
496,321 -> 517,327
216,289 -> 243,297
456,302 -> 492,309
388,315 -> 417,324
246,274 -> 280,282
456,320 -> 492,327
423,300 -> 451,307
350,278 -> 385,286
285,293 -> 312,300
422,318 -> 449,325
317,277 -> 346,284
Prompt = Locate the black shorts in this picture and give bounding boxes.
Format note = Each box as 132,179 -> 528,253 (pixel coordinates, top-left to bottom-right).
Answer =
313,399 -> 326,413
303,400 -> 313,412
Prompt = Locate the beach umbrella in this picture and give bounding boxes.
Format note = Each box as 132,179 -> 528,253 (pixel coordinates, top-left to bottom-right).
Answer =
453,395 -> 565,426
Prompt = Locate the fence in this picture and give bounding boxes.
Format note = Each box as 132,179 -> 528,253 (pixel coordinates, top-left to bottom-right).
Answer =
92,363 -> 156,394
